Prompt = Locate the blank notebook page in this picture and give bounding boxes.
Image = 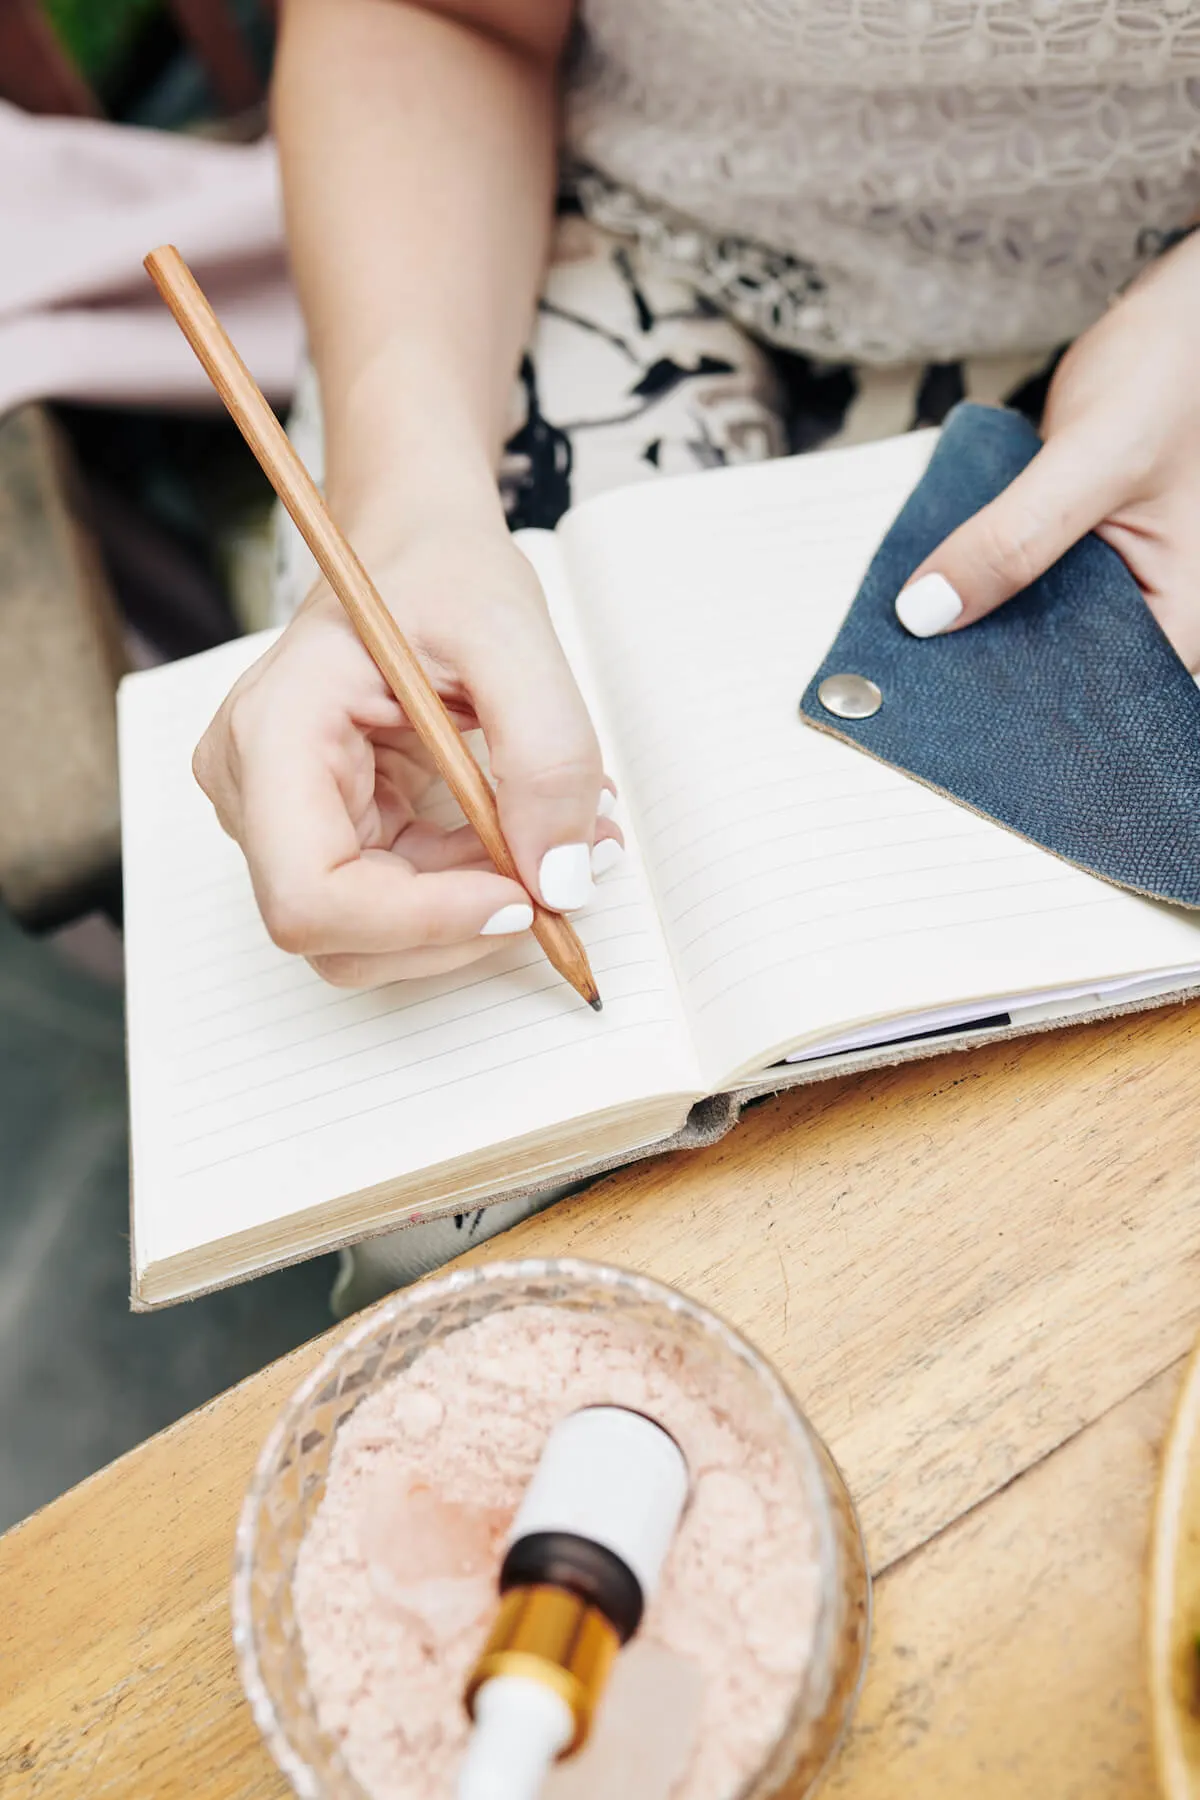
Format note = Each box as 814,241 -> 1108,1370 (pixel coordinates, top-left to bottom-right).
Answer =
559,433 -> 1200,1084
120,552 -> 693,1277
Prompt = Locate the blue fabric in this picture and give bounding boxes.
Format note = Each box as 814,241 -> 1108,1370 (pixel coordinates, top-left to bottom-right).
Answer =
799,402 -> 1200,908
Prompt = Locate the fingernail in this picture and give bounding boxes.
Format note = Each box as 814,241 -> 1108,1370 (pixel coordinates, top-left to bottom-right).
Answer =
591,838 -> 624,879
480,902 -> 534,937
895,573 -> 963,638
538,843 -> 594,911
597,789 -> 617,820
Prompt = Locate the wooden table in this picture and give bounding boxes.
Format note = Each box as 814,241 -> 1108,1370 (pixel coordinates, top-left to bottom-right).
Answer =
3,1002 -> 1199,1798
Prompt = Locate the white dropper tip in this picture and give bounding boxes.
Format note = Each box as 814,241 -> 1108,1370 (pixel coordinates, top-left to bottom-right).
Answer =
457,1675 -> 575,1800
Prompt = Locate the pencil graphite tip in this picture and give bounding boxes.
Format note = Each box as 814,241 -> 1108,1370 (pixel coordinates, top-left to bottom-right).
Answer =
589,996 -> 604,1013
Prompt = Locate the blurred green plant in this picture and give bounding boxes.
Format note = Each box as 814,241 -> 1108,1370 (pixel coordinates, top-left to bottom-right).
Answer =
43,0 -> 162,84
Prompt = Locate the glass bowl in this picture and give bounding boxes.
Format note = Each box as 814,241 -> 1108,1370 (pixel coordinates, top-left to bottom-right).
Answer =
232,1257 -> 869,1800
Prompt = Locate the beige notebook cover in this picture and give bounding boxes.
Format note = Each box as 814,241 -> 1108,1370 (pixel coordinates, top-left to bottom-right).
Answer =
119,430 -> 1200,1306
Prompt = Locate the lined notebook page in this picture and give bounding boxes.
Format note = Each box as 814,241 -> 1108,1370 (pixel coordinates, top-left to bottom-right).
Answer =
558,433 -> 1200,1086
121,537 -> 695,1280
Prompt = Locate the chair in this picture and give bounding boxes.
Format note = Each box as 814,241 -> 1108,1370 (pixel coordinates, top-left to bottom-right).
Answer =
0,1 -> 274,931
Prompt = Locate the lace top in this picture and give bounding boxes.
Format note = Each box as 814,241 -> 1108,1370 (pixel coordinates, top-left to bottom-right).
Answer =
564,0 -> 1200,364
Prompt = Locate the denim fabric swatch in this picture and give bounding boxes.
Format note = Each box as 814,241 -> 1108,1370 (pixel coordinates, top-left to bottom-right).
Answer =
800,403 -> 1200,908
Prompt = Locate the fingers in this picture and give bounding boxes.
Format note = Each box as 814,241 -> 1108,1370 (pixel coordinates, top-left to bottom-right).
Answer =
240,738 -> 532,956
895,428 -> 1127,638
193,567 -> 627,1003
198,666 -> 531,972
305,821 -> 626,988
260,846 -> 532,959
385,819 -> 495,872
458,596 -> 607,912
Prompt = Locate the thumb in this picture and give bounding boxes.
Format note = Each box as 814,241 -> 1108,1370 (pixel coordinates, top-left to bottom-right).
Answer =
459,605 -> 606,914
894,429 -> 1124,638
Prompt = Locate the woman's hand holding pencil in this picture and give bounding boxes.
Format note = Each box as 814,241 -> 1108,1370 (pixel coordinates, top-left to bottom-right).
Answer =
146,247 -> 617,1008
195,528 -> 620,990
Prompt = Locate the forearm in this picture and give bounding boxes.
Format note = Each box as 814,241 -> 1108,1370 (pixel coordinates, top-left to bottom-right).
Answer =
273,0 -> 569,549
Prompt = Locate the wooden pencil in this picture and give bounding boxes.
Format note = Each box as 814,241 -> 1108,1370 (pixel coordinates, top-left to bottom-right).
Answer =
144,244 -> 601,1011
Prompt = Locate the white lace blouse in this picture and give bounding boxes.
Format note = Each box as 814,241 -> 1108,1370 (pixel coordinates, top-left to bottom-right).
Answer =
564,0 -> 1200,364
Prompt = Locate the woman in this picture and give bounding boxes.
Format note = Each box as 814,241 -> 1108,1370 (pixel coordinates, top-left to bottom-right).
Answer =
199,0 -> 1200,984
195,0 -> 1200,1292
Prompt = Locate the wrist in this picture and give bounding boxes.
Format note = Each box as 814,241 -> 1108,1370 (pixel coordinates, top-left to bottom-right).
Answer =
318,337 -> 515,546
299,513 -> 518,631
343,482 -> 507,559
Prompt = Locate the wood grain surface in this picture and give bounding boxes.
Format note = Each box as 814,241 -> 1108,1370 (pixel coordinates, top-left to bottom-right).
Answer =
827,1363 -> 1180,1800
2,1000 -> 1198,1797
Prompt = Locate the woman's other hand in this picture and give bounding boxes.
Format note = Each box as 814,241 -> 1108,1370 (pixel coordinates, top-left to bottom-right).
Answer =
895,229 -> 1200,669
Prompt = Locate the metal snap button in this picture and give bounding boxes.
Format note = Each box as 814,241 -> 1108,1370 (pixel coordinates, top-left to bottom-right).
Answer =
814,673 -> 883,720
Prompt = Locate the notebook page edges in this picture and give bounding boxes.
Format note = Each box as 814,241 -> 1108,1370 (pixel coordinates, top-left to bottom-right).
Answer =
120,539 -> 696,1282
783,963 -> 1200,1065
554,434 -> 1200,1087
137,1096 -> 690,1306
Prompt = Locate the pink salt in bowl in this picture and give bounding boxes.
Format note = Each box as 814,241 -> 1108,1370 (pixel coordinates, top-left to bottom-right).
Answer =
232,1257 -> 869,1800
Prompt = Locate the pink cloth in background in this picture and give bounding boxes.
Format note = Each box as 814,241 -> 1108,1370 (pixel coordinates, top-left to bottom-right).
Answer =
0,101 -> 301,414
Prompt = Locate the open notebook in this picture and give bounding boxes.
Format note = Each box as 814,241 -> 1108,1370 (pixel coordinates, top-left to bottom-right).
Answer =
120,430 -> 1200,1305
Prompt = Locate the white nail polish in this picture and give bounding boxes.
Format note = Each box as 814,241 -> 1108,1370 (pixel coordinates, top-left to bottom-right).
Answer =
538,843 -> 595,911
895,573 -> 963,638
480,903 -> 534,937
597,789 -> 617,820
591,838 -> 624,879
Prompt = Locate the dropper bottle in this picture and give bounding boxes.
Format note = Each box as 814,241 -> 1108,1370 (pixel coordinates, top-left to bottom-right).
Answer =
458,1405 -> 690,1800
